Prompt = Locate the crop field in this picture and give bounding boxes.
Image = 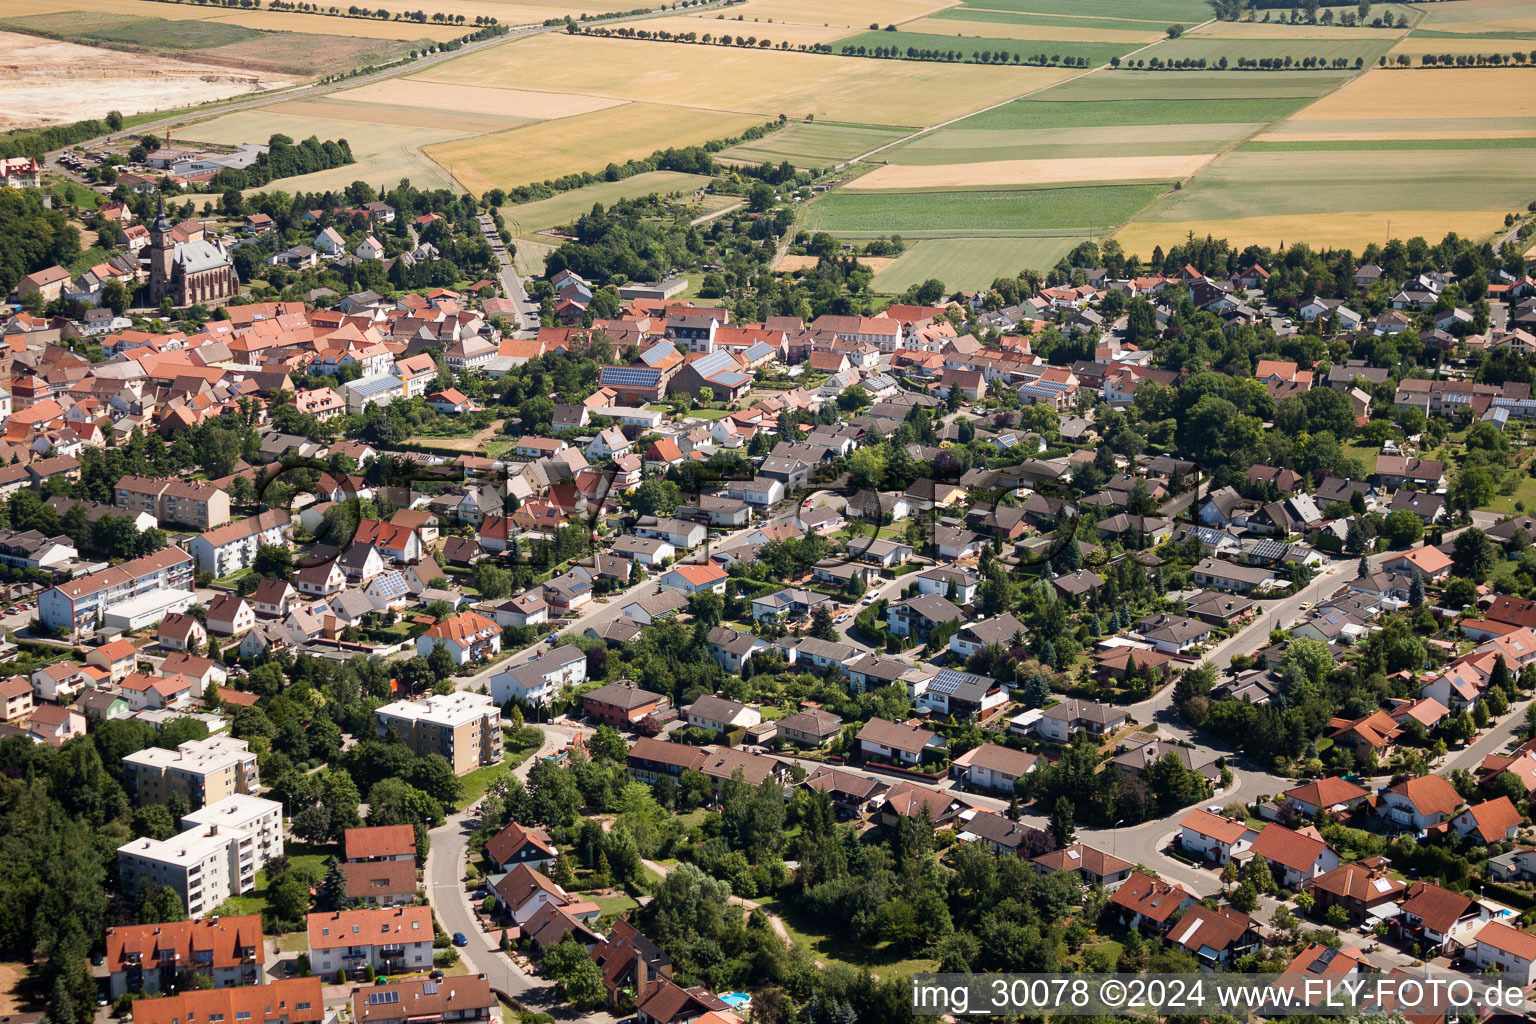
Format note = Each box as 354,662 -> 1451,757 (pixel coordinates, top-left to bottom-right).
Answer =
0,10 -> 262,48
847,153 -> 1213,189
1115,209 -> 1512,256
413,33 -> 1073,126
1137,33 -> 1395,66
723,0 -> 955,30
1390,32 -> 1536,54
1033,67 -> 1354,100
835,29 -> 1141,65
898,14 -> 1160,41
719,121 -> 909,167
331,79 -> 624,121
871,236 -> 1088,291
955,94 -> 1314,129
777,254 -> 896,272
192,9 -> 465,39
181,108 -> 470,192
263,98 -> 530,134
1288,66 -> 1536,121
1407,0 -> 1536,34
425,101 -> 763,193
958,0 -> 1214,22
501,171 -> 715,235
927,8 -> 1171,33
801,184 -> 1165,233
886,121 -> 1254,163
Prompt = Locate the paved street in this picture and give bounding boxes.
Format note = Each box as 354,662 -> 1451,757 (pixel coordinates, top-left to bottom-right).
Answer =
425,721 -> 617,1023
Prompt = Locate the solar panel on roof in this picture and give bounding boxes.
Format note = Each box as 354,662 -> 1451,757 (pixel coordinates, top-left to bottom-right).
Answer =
601,366 -> 660,387
367,992 -> 400,1005
421,982 -> 438,995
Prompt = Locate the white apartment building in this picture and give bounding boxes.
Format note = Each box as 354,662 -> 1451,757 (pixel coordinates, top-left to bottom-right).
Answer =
374,692 -> 503,775
39,546 -> 195,633
186,510 -> 293,576
116,795 -> 284,920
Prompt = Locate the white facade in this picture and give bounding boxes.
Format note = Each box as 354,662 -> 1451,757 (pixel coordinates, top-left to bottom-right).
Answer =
117,795 -> 283,919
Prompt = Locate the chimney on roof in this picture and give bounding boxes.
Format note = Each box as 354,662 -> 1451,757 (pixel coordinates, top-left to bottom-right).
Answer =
633,949 -> 648,994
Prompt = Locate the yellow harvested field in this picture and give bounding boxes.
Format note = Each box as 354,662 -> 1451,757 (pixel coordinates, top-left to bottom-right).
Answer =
355,0 -> 655,21
899,15 -> 1160,41
776,254 -> 895,272
197,9 -> 464,39
415,33 -> 1073,126
181,108 -> 469,192
426,100 -> 763,193
1256,125 -> 1536,142
0,0 -> 218,18
1289,67 -> 1536,120
726,0 -> 955,29
1115,209 -> 1511,255
847,153 -> 1215,189
619,14 -> 854,44
1391,34 -> 1536,54
264,98 -> 529,134
332,78 -> 624,120
1190,20 -> 1404,39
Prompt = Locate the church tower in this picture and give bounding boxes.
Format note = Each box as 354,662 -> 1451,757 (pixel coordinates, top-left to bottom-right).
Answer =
149,199 -> 175,305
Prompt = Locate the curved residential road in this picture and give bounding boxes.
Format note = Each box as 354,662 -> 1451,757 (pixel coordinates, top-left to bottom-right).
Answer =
425,721 -> 618,1024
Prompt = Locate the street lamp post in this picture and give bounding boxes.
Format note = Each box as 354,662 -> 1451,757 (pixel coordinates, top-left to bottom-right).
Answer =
1113,819 -> 1125,857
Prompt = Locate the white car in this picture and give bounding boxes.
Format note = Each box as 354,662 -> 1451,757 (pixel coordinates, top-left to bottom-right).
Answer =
835,613 -> 850,623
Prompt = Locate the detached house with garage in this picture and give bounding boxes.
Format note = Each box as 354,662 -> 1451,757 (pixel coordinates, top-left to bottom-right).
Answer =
1179,809 -> 1257,866
1249,824 -> 1340,888
856,717 -> 945,765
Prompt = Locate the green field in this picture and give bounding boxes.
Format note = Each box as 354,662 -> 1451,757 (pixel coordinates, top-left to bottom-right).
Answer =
1134,146 -> 1536,220
1138,33 -> 1394,66
837,29 -> 1140,65
720,120 -> 909,167
802,183 -> 1165,233
501,171 -> 715,234
929,7 -> 1173,31
1031,68 -> 1352,100
885,121 -> 1253,163
959,0 -> 1216,22
873,236 -> 1086,290
1,10 -> 262,49
954,94 -> 1315,130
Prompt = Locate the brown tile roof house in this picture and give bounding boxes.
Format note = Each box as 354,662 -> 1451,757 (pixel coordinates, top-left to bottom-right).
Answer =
351,974 -> 493,1024
339,860 -> 418,905
775,707 -> 843,747
1454,796 -> 1524,844
590,918 -> 672,1009
1110,871 -> 1194,931
1031,843 -> 1133,884
1250,823 -> 1335,877
635,980 -> 731,1024
486,822 -> 557,871
581,679 -> 668,727
522,900 -> 602,951
1166,905 -> 1258,964
879,781 -> 965,826
1308,860 -> 1406,923
1283,776 -> 1370,816
1398,881 -> 1476,941
132,978 -> 323,1024
856,716 -> 945,761
627,736 -> 709,780
344,824 -> 416,863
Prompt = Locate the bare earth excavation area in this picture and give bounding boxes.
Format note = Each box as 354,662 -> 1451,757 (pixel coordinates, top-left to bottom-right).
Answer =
0,29 -> 291,129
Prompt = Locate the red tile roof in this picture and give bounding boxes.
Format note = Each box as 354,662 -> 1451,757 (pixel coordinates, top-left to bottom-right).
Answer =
344,824 -> 416,862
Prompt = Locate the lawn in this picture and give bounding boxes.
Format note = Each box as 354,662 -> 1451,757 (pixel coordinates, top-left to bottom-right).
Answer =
593,894 -> 639,919
953,95 -> 1316,130
835,29 -> 1141,66
1483,474 -> 1536,516
801,183 -> 1166,233
720,120 -> 910,167
455,727 -> 545,808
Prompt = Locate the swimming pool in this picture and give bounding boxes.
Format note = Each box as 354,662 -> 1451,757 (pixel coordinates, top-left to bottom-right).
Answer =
719,992 -> 751,1009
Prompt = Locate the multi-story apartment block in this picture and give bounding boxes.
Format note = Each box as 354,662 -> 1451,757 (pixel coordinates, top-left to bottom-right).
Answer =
187,510 -> 294,576
131,978 -> 323,1024
352,975 -> 496,1024
306,906 -> 434,976
116,796 -> 283,920
373,692 -> 502,775
122,735 -> 260,810
39,546 -> 195,633
103,914 -> 265,998
116,476 -> 231,530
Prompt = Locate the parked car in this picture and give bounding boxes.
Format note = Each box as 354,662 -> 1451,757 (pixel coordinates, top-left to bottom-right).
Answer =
452,933 -> 468,947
